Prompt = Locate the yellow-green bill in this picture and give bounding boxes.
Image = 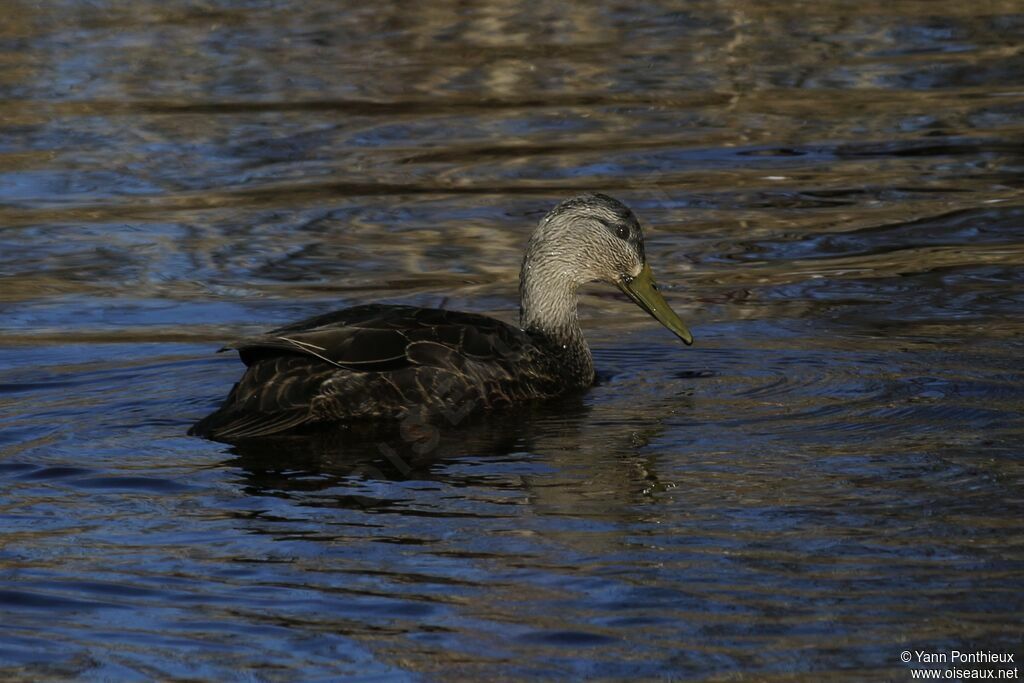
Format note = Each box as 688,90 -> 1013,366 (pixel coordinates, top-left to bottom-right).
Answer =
618,263 -> 694,345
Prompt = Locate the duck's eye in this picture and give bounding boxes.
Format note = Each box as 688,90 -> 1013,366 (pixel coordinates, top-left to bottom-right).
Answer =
616,225 -> 630,240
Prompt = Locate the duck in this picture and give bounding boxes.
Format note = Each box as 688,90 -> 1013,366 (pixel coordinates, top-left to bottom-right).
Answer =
189,193 -> 693,441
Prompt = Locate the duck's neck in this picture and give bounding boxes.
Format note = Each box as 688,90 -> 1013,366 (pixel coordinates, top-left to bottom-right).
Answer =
519,261 -> 594,385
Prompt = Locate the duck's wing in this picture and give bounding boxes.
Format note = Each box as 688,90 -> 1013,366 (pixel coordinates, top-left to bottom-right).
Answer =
230,304 -> 527,369
189,305 -> 537,440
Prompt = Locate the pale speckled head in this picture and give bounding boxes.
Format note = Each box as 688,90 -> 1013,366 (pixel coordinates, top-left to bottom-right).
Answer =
525,193 -> 647,286
519,193 -> 693,346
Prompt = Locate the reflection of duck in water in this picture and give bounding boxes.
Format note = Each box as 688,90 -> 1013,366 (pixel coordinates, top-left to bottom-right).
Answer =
225,394 -> 592,487
190,194 -> 693,441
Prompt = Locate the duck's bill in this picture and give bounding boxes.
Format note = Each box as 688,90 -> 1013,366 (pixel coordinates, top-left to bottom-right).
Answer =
618,263 -> 694,345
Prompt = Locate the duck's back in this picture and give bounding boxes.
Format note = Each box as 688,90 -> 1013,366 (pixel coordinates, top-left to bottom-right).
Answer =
189,304 -> 567,440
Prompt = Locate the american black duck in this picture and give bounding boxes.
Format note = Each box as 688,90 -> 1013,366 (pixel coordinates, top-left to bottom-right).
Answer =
190,193 -> 693,440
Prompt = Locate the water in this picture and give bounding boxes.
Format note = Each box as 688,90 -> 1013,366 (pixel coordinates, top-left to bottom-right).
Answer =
2,1 -> 1022,680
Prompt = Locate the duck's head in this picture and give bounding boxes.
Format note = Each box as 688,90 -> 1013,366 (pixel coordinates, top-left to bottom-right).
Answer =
520,193 -> 693,345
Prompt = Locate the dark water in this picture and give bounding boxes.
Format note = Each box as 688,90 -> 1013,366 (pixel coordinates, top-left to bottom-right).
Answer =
2,2 -> 1023,680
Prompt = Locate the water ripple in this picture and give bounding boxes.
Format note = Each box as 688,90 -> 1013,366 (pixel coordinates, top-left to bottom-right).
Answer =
1,1 -> 1022,681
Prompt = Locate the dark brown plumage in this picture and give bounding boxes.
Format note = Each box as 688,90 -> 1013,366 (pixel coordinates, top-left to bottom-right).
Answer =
189,305 -> 571,440
190,194 -> 693,441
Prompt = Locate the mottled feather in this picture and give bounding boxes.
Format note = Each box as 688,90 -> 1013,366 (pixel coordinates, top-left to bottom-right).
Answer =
189,305 -> 567,440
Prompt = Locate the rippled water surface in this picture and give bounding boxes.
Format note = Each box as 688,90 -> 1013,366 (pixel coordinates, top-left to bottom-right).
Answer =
2,2 -> 1023,680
